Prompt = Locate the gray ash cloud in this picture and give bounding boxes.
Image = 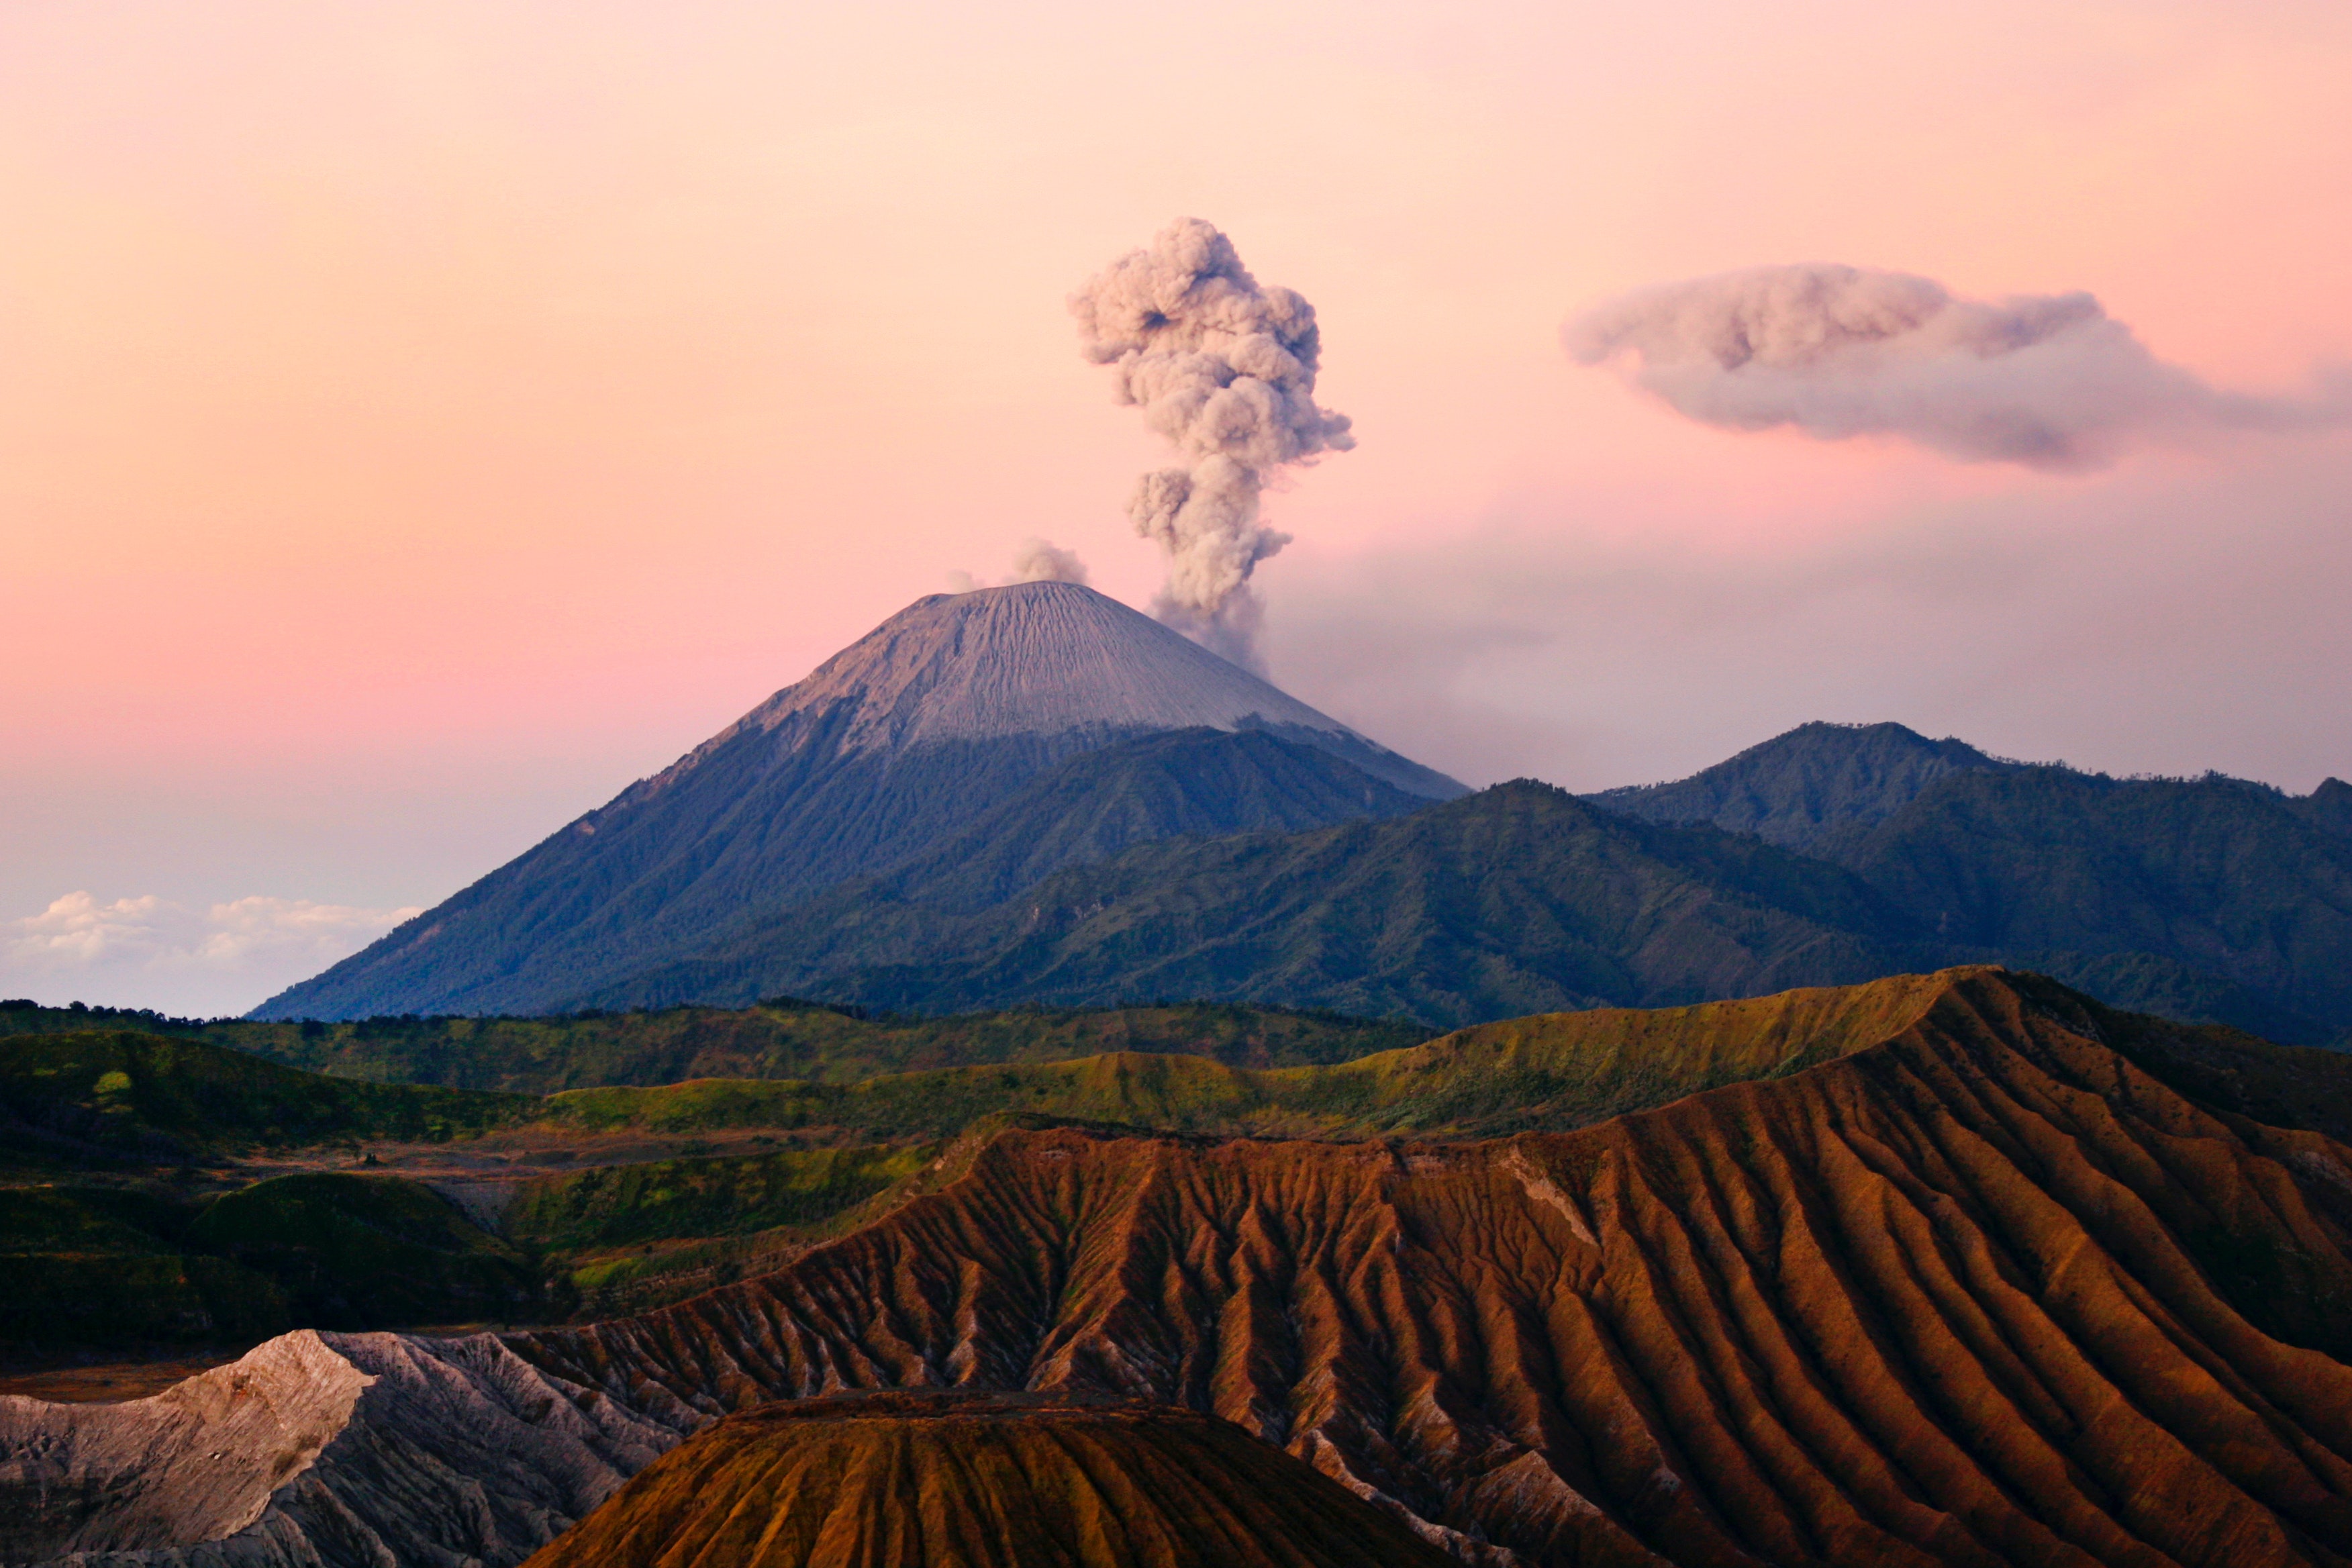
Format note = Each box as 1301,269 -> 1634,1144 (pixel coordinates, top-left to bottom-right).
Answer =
1073,218 -> 1353,668
1567,262 -> 2347,470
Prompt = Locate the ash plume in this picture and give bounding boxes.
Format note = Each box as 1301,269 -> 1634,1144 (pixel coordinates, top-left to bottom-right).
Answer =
1007,538 -> 1089,585
1073,218 -> 1353,668
1565,262 -> 2348,471
946,538 -> 1089,594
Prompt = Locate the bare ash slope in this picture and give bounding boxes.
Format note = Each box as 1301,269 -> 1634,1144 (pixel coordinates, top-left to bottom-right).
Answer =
256,582 -> 1459,1022
1,1330 -> 685,1568
522,1389 -> 1457,1568
15,969 -> 2352,1568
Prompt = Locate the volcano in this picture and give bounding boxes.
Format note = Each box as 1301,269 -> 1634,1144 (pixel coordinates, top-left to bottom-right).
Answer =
255,583 -> 1461,1020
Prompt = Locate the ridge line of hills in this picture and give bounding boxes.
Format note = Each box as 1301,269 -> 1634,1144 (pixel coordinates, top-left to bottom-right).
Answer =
15,965 -> 2352,1567
234,585 -> 2349,1050
13,965 -> 2352,1359
570,759 -> 2352,1045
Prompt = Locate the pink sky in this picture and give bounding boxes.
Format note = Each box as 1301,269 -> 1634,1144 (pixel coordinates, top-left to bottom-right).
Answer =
5,0 -> 2349,1012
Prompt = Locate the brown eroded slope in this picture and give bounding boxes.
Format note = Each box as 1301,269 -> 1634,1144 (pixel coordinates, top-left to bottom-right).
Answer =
513,969 -> 2352,1568
522,1388 -> 1458,1568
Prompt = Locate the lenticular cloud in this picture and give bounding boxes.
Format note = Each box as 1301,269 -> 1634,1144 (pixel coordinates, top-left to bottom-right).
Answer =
1565,262 -> 2348,470
1073,218 -> 1353,668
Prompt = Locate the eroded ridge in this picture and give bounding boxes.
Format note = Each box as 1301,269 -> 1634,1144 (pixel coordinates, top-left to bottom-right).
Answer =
0,1332 -> 364,1563
520,1387 -> 1460,1568
13,971 -> 2352,1567
509,971 -> 2352,1567
1,1331 -> 687,1568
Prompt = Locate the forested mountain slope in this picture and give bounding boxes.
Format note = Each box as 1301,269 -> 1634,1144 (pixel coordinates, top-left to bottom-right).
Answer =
1826,764 -> 2352,1032
556,761 -> 2352,1046
1583,720 -> 2018,849
581,780 -> 1930,1021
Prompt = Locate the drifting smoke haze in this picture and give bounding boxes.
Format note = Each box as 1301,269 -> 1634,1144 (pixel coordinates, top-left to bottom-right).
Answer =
1073,218 -> 1354,669
1007,538 -> 1089,585
1566,263 -> 2350,470
946,538 -> 1090,595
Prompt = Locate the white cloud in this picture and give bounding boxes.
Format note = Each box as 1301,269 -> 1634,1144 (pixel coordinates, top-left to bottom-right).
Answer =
2,891 -> 420,1016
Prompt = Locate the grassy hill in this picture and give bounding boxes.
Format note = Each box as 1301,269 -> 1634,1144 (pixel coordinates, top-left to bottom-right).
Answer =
0,1173 -> 547,1353
14,969 -> 2352,1353
187,1173 -> 540,1328
503,1142 -> 941,1316
0,1030 -> 532,1167
0,998 -> 1428,1094
538,966 -> 2352,1146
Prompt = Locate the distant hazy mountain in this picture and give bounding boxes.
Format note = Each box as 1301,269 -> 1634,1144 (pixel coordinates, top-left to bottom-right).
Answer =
258,598 -> 2349,1047
587,755 -> 2352,1045
581,781 -> 1930,1025
1584,720 -> 2018,850
1582,726 -> 2352,1041
2296,776 -> 2352,838
1828,765 -> 2352,1035
254,583 -> 1462,1020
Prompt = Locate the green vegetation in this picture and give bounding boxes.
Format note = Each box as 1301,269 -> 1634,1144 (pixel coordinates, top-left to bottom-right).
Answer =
647,768 -> 2347,1046
536,971 -> 1967,1143
504,1143 -> 939,1316
1587,720 -> 2014,850
0,1030 -> 532,1168
1831,767 -> 2352,1041
0,1249 -> 293,1351
1579,725 -> 2352,1044
0,1001 -> 1428,1094
0,1183 -> 191,1255
189,1173 -> 541,1329
0,1175 -> 542,1352
630,781 -> 1922,1028
2097,1009 -> 2352,1147
506,1143 -> 934,1251
14,967 -> 2352,1355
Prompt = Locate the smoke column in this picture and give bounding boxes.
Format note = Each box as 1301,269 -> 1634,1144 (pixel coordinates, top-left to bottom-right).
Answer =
1566,262 -> 2348,470
1073,218 -> 1353,668
1007,538 -> 1089,585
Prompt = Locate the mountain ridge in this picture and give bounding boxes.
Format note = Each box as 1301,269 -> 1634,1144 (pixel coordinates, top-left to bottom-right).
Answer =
254,585 -> 1462,1022
576,779 -> 1932,1020
15,969 -> 2352,1566
520,1390 -> 1460,1568
1583,720 -> 2021,849
499,969 -> 2352,1567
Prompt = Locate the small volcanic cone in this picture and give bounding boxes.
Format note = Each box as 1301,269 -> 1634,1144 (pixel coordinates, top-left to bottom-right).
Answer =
520,1389 -> 1456,1568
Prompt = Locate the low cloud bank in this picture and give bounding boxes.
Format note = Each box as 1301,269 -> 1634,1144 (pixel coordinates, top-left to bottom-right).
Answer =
1566,262 -> 2348,469
3,891 -> 419,1016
